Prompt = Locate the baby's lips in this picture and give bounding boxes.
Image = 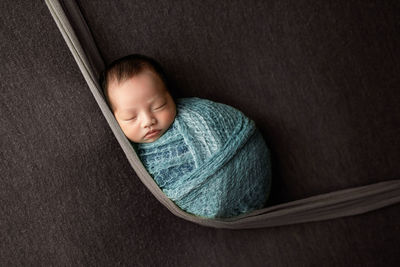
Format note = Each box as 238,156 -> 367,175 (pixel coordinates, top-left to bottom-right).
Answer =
144,129 -> 161,138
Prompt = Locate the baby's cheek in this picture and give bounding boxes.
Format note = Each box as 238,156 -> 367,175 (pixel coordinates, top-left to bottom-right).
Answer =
122,122 -> 140,142
161,109 -> 175,127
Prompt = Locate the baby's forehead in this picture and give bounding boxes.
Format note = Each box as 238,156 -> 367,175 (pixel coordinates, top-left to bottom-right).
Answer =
111,79 -> 167,102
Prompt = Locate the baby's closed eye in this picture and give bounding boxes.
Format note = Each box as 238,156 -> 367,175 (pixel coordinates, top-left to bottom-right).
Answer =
153,102 -> 167,110
123,115 -> 137,121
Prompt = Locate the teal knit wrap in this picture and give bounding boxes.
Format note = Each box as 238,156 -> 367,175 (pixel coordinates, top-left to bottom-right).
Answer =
135,97 -> 272,218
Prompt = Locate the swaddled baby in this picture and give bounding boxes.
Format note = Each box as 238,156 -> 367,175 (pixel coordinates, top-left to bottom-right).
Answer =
101,54 -> 272,219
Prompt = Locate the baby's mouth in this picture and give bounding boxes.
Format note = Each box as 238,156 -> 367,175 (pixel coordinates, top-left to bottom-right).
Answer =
145,129 -> 161,138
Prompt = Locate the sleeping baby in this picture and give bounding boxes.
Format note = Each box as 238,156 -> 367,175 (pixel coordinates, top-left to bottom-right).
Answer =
100,54 -> 272,219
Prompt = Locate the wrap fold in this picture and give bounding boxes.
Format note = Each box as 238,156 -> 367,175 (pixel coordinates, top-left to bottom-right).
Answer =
135,98 -> 272,218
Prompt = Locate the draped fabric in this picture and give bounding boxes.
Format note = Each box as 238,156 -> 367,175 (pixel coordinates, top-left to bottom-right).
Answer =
135,98 -> 272,218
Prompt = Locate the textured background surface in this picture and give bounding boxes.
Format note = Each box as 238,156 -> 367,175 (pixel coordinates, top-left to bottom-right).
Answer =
77,0 -> 400,202
1,0 -> 399,266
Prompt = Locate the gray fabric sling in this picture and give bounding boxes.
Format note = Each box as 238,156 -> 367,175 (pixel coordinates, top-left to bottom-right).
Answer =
45,0 -> 400,229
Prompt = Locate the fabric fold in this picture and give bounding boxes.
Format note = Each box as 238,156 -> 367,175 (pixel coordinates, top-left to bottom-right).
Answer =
136,98 -> 271,218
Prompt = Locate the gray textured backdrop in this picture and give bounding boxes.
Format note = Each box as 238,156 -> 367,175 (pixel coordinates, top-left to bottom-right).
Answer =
1,0 -> 399,266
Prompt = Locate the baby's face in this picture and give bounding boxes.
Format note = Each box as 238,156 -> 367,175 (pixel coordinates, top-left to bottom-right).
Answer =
107,69 -> 176,143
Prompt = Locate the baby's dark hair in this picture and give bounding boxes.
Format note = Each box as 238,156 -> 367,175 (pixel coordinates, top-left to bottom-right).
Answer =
99,54 -> 174,110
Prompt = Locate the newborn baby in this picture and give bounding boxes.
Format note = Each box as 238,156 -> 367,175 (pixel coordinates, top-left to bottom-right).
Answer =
101,54 -> 272,219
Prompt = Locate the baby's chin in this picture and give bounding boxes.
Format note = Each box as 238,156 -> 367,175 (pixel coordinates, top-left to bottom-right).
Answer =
141,137 -> 160,143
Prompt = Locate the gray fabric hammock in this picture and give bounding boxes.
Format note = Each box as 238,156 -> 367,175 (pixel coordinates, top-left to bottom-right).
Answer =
45,0 -> 400,229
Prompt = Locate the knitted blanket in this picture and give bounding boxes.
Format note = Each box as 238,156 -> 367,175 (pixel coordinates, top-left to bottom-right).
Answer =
134,97 -> 272,218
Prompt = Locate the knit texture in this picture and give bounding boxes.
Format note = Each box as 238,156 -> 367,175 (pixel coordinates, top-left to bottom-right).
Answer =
135,97 -> 272,218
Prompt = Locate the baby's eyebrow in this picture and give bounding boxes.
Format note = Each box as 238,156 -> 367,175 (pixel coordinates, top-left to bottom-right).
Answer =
146,95 -> 162,104
117,108 -> 136,116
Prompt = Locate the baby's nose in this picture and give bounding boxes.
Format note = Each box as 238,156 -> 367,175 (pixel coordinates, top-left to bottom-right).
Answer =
142,113 -> 156,127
